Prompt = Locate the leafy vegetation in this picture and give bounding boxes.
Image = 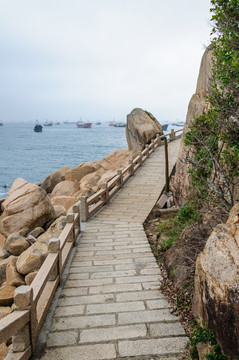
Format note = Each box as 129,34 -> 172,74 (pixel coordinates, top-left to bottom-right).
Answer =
156,201 -> 200,251
188,323 -> 228,359
184,0 -> 239,213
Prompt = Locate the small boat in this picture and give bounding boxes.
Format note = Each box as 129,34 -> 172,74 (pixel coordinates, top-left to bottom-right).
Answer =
44,120 -> 53,126
34,120 -> 43,132
64,120 -> 77,124
113,122 -> 126,127
96,122 -> 101,125
108,122 -> 114,126
76,122 -> 92,128
171,121 -> 184,127
162,124 -> 168,131
0,122 -> 3,126
55,122 -> 60,125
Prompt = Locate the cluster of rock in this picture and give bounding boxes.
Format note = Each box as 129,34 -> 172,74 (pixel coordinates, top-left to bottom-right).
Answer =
193,202 -> 239,359
171,46 -> 239,358
0,108 -> 163,327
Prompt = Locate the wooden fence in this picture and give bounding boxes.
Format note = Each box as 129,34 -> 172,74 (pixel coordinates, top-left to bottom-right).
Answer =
0,127 -> 182,359
80,128 -> 183,221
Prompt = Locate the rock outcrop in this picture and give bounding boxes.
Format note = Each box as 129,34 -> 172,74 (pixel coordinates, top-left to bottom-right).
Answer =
0,178 -> 56,237
126,108 -> 163,152
40,165 -> 69,194
193,203 -> 239,359
16,241 -> 48,275
173,46 -> 213,205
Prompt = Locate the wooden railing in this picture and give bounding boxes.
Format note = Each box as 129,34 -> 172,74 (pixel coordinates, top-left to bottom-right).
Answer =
80,128 -> 183,221
0,127 -> 182,359
0,205 -> 80,359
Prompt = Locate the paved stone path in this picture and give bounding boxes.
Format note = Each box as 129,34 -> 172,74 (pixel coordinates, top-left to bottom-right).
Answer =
40,139 -> 188,359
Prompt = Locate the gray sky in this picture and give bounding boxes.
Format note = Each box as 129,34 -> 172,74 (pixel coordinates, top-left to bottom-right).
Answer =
0,0 -> 212,123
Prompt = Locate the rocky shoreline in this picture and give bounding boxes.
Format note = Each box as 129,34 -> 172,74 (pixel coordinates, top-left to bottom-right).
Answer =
0,108 -> 163,327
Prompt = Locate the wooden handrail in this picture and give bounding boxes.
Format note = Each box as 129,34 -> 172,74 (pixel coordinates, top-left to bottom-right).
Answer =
0,205 -> 81,359
0,126 -> 183,359
80,127 -> 183,221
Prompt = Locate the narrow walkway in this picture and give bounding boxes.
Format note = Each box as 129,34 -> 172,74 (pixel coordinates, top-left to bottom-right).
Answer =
40,139 -> 188,360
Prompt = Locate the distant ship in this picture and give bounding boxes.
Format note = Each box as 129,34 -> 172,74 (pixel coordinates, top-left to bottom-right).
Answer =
171,121 -> 184,127
34,120 -> 43,132
44,120 -> 53,126
76,121 -> 92,128
0,122 -> 3,126
55,122 -> 60,125
64,120 -> 77,124
113,122 -> 126,127
96,122 -> 101,125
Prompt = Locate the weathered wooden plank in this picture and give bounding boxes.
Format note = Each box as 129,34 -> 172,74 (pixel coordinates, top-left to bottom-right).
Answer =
87,188 -> 106,206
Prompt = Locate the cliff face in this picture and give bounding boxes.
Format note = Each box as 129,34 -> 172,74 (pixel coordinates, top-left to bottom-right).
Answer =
193,203 -> 239,359
173,46 -> 213,205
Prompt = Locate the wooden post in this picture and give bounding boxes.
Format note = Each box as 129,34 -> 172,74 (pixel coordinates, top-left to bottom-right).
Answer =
101,182 -> 109,203
80,196 -> 88,222
145,144 -> 149,157
129,159 -> 134,175
164,137 -> 169,193
48,238 -> 60,281
13,286 -> 32,352
73,204 -> 81,233
170,129 -> 175,141
117,169 -> 123,187
137,151 -> 142,166
67,213 -> 74,242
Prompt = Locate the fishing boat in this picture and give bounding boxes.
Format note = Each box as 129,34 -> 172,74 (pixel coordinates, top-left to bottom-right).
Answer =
171,121 -> 184,127
113,122 -> 126,127
76,121 -> 92,128
34,120 -> 43,132
44,120 -> 53,126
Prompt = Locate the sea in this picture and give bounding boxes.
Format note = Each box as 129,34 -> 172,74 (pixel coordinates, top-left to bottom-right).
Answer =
0,122 -> 128,199
0,121 -> 179,199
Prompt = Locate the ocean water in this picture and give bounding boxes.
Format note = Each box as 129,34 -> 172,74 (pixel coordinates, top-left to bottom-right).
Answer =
0,122 -> 128,199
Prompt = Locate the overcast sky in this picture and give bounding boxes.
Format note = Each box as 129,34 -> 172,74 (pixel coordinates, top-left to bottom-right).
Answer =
0,0 -> 212,123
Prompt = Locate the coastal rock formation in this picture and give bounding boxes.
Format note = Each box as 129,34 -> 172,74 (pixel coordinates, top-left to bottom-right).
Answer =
173,46 -> 213,205
0,233 -> 6,247
16,241 -> 48,275
0,178 -> 56,237
6,256 -> 25,287
51,196 -> 77,210
51,180 -> 75,197
40,165 -> 69,194
0,285 -> 16,306
37,216 -> 67,243
65,163 -> 96,182
126,108 -> 163,152
5,233 -> 30,256
193,203 -> 239,359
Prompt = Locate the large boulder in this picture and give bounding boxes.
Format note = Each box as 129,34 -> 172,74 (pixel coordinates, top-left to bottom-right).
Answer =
5,233 -> 30,256
0,285 -> 16,306
40,165 -> 69,194
0,178 -> 55,237
126,108 -> 163,152
6,256 -> 25,287
16,241 -> 48,275
173,46 -> 213,205
193,203 -> 239,359
65,163 -> 96,182
51,180 -> 75,197
51,196 -> 77,210
37,216 -> 67,243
